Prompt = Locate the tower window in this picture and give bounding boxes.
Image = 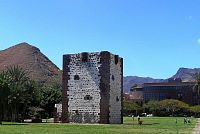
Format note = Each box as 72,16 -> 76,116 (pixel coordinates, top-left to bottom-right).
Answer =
112,75 -> 115,81
114,55 -> 119,64
81,52 -> 88,62
74,75 -> 80,80
116,96 -> 119,102
84,95 -> 93,100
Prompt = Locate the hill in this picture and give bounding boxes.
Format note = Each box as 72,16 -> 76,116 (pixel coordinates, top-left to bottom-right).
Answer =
0,42 -> 62,86
171,67 -> 200,82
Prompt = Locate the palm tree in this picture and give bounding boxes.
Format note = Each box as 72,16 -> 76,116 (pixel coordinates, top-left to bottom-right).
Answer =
193,72 -> 200,105
5,66 -> 30,121
0,72 -> 10,125
0,66 -> 42,122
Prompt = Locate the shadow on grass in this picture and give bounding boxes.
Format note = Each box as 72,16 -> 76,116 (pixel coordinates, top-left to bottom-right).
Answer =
142,123 -> 160,125
124,123 -> 160,126
1,123 -> 28,126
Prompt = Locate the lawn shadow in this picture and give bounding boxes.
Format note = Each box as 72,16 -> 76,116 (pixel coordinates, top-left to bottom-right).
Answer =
142,123 -> 160,125
124,123 -> 160,126
1,123 -> 28,126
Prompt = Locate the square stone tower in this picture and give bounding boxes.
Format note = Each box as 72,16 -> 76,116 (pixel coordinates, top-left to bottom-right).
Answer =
62,51 -> 123,124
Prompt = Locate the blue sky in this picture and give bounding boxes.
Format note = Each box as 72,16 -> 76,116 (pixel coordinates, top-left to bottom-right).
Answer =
0,0 -> 200,79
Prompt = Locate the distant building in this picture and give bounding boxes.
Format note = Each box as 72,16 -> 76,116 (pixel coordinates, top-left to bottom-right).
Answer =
143,79 -> 196,105
62,51 -> 123,124
124,86 -> 144,105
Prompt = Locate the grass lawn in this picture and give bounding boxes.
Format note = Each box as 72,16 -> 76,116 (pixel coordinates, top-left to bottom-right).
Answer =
0,117 -> 197,134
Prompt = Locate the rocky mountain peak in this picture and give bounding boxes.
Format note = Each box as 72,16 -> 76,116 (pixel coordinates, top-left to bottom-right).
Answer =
171,67 -> 200,82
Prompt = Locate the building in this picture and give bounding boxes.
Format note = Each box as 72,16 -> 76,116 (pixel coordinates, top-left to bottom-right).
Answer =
62,51 -> 123,124
125,86 -> 144,104
143,79 -> 196,105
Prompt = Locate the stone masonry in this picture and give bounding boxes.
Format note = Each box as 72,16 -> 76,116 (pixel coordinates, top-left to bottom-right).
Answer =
62,51 -> 123,124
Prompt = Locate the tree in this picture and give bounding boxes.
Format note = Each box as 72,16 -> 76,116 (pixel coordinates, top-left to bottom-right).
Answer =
158,99 -> 189,116
123,101 -> 143,116
0,72 -> 10,125
5,66 -> 30,121
193,72 -> 200,105
190,105 -> 200,117
0,66 -> 40,122
40,84 -> 62,118
144,100 -> 159,116
0,65 -> 62,122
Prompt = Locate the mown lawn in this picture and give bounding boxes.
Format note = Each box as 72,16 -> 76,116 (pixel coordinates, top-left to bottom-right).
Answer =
0,117 -> 197,134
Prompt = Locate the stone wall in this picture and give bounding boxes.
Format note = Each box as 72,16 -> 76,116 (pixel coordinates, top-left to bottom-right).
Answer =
62,51 -> 123,124
109,54 -> 123,124
63,52 -> 102,123
62,55 -> 70,123
99,52 -> 111,124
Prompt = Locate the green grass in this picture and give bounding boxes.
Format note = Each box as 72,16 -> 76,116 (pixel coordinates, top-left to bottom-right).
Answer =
0,117 -> 197,134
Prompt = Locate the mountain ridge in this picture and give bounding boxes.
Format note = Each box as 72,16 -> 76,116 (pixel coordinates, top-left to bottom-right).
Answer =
171,67 -> 200,82
123,76 -> 164,92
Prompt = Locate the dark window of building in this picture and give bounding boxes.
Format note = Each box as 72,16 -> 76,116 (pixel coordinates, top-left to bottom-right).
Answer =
114,55 -> 119,64
84,95 -> 93,100
81,52 -> 88,62
75,110 -> 79,114
116,96 -> 119,102
167,96 -> 171,99
112,75 -> 115,81
74,75 -> 80,80
178,93 -> 183,101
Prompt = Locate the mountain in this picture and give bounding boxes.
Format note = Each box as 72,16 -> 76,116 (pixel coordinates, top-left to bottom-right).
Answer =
171,67 -> 200,82
123,76 -> 164,93
0,42 -> 62,86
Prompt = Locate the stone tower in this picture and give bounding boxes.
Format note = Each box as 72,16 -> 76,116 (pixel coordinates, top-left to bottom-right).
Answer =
62,51 -> 123,124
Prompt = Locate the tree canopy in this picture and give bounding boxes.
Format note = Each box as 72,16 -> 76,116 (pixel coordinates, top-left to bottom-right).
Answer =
0,66 -> 61,124
158,99 -> 189,116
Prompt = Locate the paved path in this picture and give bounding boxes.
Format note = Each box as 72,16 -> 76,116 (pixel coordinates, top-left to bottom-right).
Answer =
193,118 -> 200,134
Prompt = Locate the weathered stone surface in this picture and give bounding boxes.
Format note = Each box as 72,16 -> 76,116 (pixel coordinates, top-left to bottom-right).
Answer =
109,54 -> 123,124
62,51 -> 123,124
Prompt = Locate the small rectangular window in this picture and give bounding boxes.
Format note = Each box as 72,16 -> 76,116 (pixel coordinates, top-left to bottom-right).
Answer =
84,95 -> 93,100
114,55 -> 119,64
81,52 -> 88,62
74,75 -> 80,80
